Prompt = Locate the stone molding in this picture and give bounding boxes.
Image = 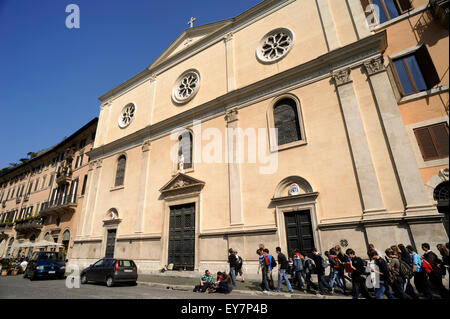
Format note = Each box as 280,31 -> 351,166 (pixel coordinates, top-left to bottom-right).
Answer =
159,172 -> 205,197
224,32 -> 233,43
88,32 -> 388,161
332,68 -> 352,86
141,140 -> 151,152
364,56 -> 385,76
224,108 -> 238,123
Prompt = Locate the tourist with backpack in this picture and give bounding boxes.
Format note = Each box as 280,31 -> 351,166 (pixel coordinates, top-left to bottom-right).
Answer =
303,254 -> 318,292
264,248 -> 276,290
234,250 -> 245,283
275,247 -> 293,293
328,248 -> 345,294
291,249 -> 305,291
437,244 -> 449,277
311,248 -> 331,297
228,248 -> 237,286
422,243 -> 449,298
407,245 -> 432,299
385,248 -> 412,299
346,248 -> 371,299
256,248 -> 270,292
367,249 -> 396,299
335,245 -> 349,293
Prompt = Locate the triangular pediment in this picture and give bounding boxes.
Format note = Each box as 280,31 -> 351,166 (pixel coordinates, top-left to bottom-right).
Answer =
149,19 -> 232,70
159,172 -> 205,195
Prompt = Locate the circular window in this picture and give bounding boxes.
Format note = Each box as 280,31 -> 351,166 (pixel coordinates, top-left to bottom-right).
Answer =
172,69 -> 200,104
256,28 -> 294,63
118,103 -> 136,128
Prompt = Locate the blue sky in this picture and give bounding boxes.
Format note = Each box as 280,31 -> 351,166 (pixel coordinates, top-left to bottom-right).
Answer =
0,0 -> 262,169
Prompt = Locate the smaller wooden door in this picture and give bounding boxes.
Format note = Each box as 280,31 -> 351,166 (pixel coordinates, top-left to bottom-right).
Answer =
284,210 -> 315,256
105,229 -> 116,258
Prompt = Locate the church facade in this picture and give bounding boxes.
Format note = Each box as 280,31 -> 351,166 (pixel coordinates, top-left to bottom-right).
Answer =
71,0 -> 449,274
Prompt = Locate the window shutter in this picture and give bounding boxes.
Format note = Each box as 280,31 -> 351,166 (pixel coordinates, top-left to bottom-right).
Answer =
415,45 -> 440,89
430,123 -> 449,157
396,0 -> 412,13
414,127 -> 438,160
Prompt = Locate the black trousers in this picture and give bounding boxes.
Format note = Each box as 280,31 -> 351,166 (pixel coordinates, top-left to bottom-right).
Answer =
194,282 -> 212,292
413,271 -> 432,299
428,270 -> 449,297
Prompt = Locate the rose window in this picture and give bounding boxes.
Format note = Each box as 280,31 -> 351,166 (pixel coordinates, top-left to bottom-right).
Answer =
118,103 -> 136,128
172,70 -> 200,104
257,28 -> 294,63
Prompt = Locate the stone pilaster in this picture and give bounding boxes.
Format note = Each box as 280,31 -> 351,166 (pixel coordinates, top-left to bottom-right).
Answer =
85,159 -> 103,237
224,33 -> 236,92
332,68 -> 385,213
347,0 -> 372,39
148,74 -> 157,125
135,140 -> 151,233
225,108 -> 243,225
76,161 -> 96,238
363,56 -> 436,215
316,0 -> 340,51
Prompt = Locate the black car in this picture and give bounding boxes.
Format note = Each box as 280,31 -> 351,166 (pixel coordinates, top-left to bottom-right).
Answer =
80,258 -> 138,287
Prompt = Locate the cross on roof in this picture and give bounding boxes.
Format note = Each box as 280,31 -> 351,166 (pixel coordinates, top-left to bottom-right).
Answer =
187,17 -> 196,28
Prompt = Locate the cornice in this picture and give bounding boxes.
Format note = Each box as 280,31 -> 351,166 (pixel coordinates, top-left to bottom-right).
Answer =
98,0 -> 294,102
90,31 -> 388,161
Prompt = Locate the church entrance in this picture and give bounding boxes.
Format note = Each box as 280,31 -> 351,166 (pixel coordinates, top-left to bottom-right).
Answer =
284,210 -> 315,256
168,203 -> 195,270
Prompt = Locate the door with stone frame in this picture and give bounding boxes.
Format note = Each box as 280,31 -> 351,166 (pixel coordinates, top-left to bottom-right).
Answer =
168,203 -> 195,270
105,229 -> 117,258
284,210 -> 315,256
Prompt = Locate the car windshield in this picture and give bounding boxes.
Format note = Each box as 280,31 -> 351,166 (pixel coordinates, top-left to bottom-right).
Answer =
37,252 -> 64,261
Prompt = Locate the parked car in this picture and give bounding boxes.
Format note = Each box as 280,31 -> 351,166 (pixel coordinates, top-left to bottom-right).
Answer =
80,258 -> 138,287
24,251 -> 66,280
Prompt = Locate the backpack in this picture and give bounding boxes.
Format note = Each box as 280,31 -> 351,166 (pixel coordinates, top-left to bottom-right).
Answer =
421,258 -> 433,274
386,263 -> 396,283
344,261 -> 354,273
293,256 -> 304,271
305,258 -> 316,273
399,259 -> 413,279
321,255 -> 329,269
270,255 -> 277,269
331,256 -> 341,269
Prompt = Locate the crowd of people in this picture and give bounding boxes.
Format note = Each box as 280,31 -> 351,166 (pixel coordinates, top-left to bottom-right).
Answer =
192,242 -> 449,299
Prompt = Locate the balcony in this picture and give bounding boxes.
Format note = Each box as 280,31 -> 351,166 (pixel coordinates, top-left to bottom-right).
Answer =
16,196 -> 22,204
0,223 -> 13,237
14,218 -> 43,233
56,168 -> 72,185
430,0 -> 449,27
40,194 -> 77,217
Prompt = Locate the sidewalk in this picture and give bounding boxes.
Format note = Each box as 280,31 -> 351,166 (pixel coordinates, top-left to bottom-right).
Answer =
136,273 -> 351,299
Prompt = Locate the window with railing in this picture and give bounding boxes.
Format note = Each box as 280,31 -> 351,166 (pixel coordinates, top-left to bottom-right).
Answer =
361,0 -> 413,24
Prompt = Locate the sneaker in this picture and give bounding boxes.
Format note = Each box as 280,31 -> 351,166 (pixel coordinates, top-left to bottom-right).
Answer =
289,290 -> 294,293
316,293 -> 326,299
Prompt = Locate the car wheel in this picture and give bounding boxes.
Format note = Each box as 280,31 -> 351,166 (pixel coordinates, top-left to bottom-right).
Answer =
80,274 -> 88,284
106,276 -> 114,287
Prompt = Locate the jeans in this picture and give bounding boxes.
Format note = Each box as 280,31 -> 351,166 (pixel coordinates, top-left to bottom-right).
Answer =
317,273 -> 331,295
230,267 -> 236,286
261,268 -> 270,291
328,268 -> 345,293
375,283 -> 396,299
277,269 -> 293,292
352,278 -> 362,299
293,270 -> 305,289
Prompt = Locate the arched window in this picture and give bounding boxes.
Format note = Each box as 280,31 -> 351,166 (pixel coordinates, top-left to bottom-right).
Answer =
273,98 -> 302,146
115,155 -> 126,187
178,132 -> 193,170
